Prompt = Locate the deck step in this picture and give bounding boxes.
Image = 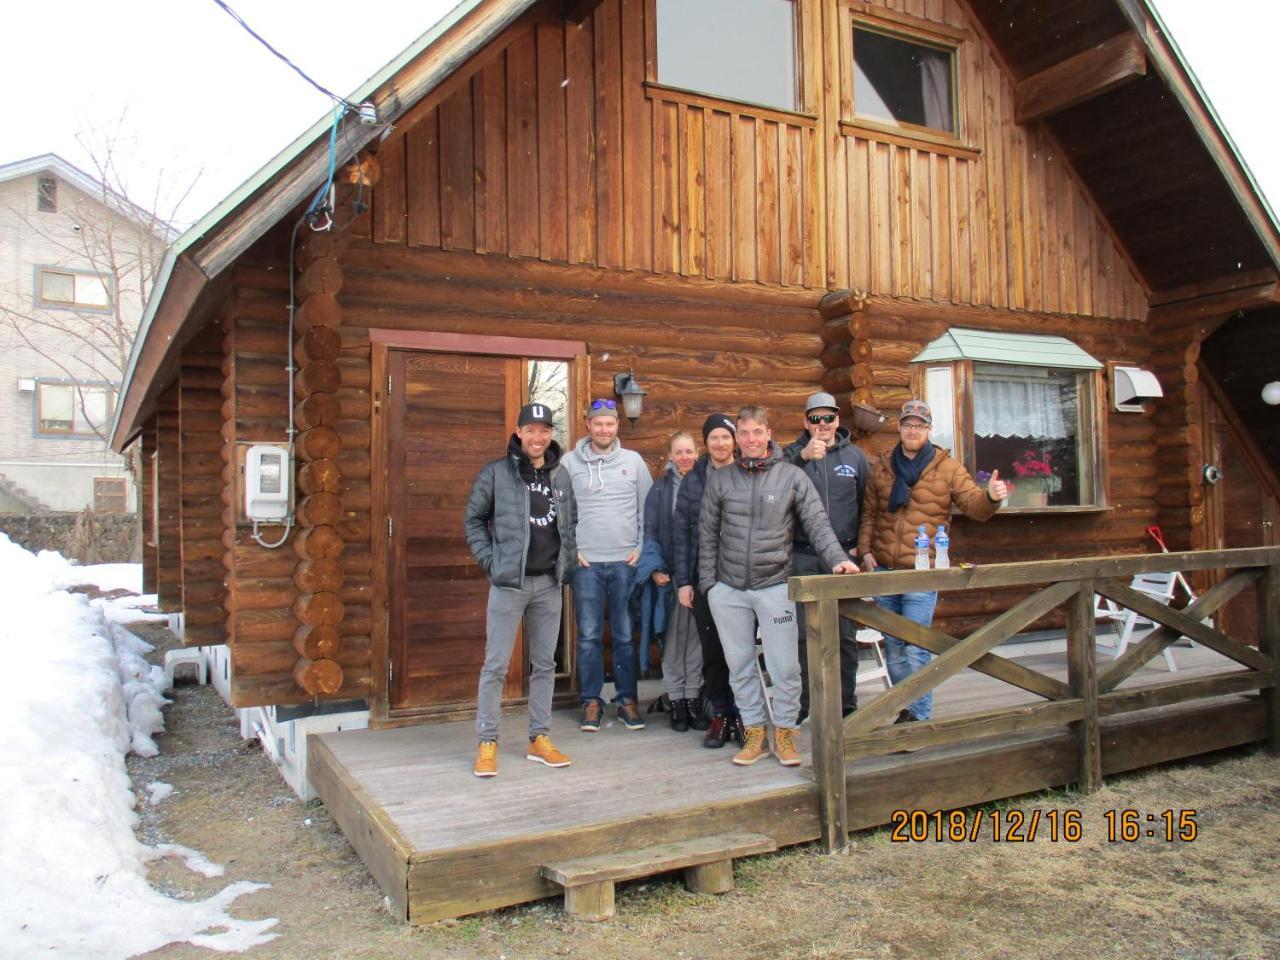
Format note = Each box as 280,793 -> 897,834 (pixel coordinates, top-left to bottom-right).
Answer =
541,830 -> 777,921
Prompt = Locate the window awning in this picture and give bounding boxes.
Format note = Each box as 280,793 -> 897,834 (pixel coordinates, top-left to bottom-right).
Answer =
911,328 -> 1103,370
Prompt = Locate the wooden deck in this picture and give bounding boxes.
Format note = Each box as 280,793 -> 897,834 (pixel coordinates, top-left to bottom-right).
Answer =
309,642 -> 1267,923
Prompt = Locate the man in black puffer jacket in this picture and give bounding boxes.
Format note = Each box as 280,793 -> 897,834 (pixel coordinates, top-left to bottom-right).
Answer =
699,405 -> 858,769
464,402 -> 577,778
783,392 -> 870,720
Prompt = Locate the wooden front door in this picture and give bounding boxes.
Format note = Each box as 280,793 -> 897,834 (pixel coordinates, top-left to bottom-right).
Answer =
379,338 -> 584,718
1203,387 -> 1280,643
386,350 -> 522,711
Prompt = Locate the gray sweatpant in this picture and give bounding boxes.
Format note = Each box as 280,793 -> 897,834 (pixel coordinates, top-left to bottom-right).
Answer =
707,581 -> 800,728
476,575 -> 562,742
661,601 -> 703,700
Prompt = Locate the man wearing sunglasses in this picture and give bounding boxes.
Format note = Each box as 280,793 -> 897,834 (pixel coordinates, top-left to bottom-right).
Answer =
564,397 -> 654,732
783,392 -> 870,722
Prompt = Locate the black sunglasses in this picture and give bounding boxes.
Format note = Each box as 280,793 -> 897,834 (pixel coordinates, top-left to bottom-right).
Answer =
807,413 -> 837,425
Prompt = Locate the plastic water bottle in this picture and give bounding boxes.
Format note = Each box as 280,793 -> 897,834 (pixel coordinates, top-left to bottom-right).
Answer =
934,525 -> 950,569
914,525 -> 930,570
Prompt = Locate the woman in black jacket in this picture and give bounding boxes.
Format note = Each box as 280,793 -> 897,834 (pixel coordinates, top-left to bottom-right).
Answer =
643,431 -> 703,731
672,414 -> 743,748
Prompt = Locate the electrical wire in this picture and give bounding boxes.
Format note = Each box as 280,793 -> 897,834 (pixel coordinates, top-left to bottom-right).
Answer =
209,0 -> 359,109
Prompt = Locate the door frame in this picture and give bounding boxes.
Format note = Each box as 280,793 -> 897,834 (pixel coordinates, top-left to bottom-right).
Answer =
369,329 -> 589,727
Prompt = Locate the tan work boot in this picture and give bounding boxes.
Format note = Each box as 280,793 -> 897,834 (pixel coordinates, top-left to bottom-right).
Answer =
526,734 -> 572,768
474,740 -> 498,778
731,725 -> 770,765
774,726 -> 802,767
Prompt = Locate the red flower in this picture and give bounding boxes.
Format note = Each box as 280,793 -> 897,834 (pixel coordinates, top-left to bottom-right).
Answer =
1011,449 -> 1055,478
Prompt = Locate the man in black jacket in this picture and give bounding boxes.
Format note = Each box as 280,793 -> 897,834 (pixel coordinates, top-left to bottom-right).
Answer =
464,402 -> 577,778
783,392 -> 870,720
699,405 -> 858,768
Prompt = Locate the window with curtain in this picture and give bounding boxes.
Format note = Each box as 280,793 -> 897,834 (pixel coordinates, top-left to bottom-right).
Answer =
853,26 -> 955,135
655,0 -> 799,112
916,357 -> 1104,511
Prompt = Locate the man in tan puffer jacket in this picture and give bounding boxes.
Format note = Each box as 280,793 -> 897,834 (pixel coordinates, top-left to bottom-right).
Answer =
857,400 -> 1008,721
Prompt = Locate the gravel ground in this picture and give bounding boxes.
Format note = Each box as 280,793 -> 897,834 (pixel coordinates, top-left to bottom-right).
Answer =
122,618 -> 1280,960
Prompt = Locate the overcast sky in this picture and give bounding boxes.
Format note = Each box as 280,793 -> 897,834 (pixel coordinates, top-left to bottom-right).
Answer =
2,0 -> 1274,231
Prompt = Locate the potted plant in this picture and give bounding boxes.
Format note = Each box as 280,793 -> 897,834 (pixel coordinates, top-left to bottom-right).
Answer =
1009,449 -> 1057,507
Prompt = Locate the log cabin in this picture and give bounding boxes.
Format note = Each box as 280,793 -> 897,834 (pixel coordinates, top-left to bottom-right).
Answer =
110,0 -> 1280,921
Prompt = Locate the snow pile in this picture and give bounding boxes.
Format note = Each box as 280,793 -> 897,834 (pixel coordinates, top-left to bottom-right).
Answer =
0,535 -> 277,957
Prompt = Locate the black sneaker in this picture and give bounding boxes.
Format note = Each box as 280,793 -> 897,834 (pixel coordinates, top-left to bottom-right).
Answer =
669,698 -> 690,732
684,698 -> 709,732
703,714 -> 730,748
894,709 -> 917,725
618,701 -> 646,731
580,701 -> 602,732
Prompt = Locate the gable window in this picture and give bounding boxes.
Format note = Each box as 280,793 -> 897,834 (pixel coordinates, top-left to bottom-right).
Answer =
853,25 -> 956,135
93,477 -> 128,514
36,381 -> 115,437
655,0 -> 799,112
37,176 -> 58,212
36,267 -> 112,311
913,329 -> 1106,512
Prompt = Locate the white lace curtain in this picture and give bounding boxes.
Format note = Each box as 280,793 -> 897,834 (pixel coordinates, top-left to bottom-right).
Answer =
973,377 -> 1070,439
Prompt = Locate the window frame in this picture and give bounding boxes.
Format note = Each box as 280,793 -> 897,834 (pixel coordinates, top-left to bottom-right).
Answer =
34,379 -> 117,438
912,358 -> 1110,515
839,3 -> 975,157
646,0 -> 814,120
33,265 -> 114,313
93,477 -> 128,514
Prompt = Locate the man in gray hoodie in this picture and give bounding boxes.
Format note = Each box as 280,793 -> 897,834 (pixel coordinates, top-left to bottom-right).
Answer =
563,398 -> 654,731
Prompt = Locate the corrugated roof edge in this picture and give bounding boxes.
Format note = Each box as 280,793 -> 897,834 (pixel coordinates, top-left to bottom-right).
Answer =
913,327 -> 1104,369
111,0 -> 536,449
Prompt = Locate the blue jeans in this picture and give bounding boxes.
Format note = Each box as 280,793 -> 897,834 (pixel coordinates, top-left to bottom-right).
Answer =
573,561 -> 638,705
875,583 -> 939,720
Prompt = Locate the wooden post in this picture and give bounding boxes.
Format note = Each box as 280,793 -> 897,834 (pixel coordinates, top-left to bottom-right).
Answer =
1066,581 -> 1102,792
1257,561 -> 1280,754
805,598 -> 848,850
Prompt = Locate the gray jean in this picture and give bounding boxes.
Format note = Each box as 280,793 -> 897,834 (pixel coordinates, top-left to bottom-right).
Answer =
707,581 -> 800,727
661,601 -> 703,700
476,575 -> 562,742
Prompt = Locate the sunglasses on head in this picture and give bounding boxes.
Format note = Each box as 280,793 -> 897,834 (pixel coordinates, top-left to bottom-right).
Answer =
589,398 -> 617,411
807,413 -> 837,425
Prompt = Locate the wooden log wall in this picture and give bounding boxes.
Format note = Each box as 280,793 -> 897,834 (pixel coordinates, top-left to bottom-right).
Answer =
354,0 -> 1144,323
155,386 -> 181,612
177,327 -> 227,647
337,242 -> 826,466
816,292 -> 1162,636
215,234 -> 372,708
1149,328 -> 1208,551
139,422 -> 157,596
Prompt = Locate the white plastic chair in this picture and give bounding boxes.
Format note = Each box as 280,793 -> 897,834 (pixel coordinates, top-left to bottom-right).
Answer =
856,628 -> 892,691
1094,572 -> 1188,672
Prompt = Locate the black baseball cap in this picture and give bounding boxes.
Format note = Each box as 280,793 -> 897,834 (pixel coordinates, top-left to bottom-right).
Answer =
517,402 -> 556,427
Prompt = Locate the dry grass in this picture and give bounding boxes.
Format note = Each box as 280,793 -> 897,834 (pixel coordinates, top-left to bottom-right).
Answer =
129,620 -> 1280,960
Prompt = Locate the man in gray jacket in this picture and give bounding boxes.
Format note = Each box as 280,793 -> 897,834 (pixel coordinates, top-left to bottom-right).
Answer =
700,405 -> 858,767
783,392 -> 870,721
563,398 -> 654,732
464,402 -> 577,778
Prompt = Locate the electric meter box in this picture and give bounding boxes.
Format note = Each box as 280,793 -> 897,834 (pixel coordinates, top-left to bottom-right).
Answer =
244,444 -> 291,521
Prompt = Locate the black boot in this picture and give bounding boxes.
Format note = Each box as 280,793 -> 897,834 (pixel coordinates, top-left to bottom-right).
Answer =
669,698 -> 690,732
703,712 -> 730,748
729,708 -> 747,747
684,698 -> 709,731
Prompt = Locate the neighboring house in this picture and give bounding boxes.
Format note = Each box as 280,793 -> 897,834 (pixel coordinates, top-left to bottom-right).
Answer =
0,154 -> 169,513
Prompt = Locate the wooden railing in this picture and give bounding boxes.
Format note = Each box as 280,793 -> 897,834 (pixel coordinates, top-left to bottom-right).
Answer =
790,546 -> 1280,852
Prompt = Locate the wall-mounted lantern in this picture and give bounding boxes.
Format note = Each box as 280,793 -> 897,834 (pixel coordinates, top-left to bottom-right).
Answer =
612,369 -> 647,425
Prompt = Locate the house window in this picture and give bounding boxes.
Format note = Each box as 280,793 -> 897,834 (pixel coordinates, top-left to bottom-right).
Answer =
36,267 -> 112,311
94,477 -> 128,514
913,329 -> 1106,511
37,176 -> 57,212
36,381 -> 115,437
853,25 -> 956,135
655,0 -> 799,112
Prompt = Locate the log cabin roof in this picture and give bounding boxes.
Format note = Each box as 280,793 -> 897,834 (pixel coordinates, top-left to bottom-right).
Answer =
110,0 -> 1280,451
